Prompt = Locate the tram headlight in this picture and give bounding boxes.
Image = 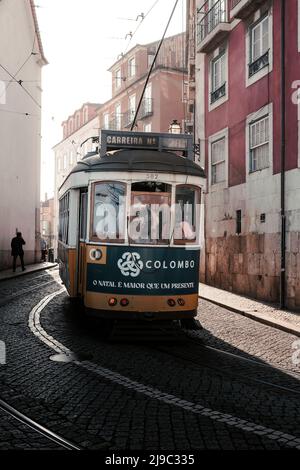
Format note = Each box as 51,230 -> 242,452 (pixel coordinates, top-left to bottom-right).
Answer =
120,298 -> 129,307
90,249 -> 103,261
108,298 -> 118,307
167,299 -> 176,307
178,299 -> 185,306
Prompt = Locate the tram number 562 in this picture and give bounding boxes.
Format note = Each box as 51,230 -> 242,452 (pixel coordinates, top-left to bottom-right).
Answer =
146,173 -> 159,181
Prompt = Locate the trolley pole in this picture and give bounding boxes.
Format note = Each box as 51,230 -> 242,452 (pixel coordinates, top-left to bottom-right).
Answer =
130,0 -> 180,131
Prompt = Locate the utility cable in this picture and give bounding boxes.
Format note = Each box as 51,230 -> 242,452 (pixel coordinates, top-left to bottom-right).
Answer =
0,58 -> 41,109
131,0 -> 180,130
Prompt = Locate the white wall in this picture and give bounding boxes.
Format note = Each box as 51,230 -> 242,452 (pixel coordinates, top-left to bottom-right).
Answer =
53,116 -> 99,255
0,0 -> 44,269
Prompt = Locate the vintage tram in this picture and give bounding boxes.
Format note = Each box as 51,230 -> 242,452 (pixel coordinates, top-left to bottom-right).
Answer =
58,130 -> 205,324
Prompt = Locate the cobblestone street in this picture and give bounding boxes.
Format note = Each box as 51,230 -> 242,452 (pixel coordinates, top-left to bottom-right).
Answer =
0,268 -> 299,451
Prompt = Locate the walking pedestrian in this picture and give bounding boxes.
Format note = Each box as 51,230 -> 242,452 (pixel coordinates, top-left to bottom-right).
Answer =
40,238 -> 47,262
11,232 -> 26,272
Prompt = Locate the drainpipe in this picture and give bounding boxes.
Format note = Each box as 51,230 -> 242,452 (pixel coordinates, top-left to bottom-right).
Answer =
280,0 -> 286,309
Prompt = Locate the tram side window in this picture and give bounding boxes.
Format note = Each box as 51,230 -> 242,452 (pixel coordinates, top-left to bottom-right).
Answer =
92,182 -> 126,242
59,193 -> 70,245
174,186 -> 200,244
80,191 -> 88,240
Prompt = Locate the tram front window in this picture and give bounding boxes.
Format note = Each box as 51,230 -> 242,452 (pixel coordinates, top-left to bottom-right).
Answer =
92,182 -> 126,242
174,186 -> 200,244
129,182 -> 171,245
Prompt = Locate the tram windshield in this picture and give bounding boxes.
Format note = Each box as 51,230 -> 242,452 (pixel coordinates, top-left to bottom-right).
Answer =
91,181 -> 200,245
129,183 -> 171,245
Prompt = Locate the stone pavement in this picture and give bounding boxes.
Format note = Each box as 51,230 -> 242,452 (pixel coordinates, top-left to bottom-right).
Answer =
199,283 -> 300,337
0,262 -> 57,282
1,271 -> 300,450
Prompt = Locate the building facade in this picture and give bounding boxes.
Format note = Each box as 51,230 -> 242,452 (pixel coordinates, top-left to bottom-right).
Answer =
53,103 -> 102,254
99,33 -> 188,134
0,0 -> 47,270
54,103 -> 101,190
40,195 -> 55,250
53,33 -> 189,256
188,0 -> 300,309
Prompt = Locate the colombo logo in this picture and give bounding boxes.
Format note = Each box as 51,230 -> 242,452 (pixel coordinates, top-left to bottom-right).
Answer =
117,252 -> 143,278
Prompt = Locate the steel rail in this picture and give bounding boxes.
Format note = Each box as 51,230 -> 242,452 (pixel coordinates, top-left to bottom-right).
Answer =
0,280 -> 59,307
158,344 -> 300,396
0,397 -> 82,450
149,324 -> 300,396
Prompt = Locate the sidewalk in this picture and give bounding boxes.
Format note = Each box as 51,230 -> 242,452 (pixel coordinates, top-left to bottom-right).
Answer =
0,262 -> 58,282
199,283 -> 300,338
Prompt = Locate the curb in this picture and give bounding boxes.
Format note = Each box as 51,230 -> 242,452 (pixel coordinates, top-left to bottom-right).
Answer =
0,263 -> 58,283
200,295 -> 300,338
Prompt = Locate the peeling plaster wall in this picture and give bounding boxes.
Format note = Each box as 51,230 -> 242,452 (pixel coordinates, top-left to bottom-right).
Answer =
205,169 -> 300,309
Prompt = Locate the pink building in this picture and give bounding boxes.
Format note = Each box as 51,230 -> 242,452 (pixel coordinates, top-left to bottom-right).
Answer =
188,0 -> 300,309
53,33 -> 190,258
99,33 -> 189,134
61,102 -> 101,141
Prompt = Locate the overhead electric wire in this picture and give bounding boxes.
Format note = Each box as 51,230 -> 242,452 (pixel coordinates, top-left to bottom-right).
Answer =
1,80 -> 41,83
0,61 -> 41,109
0,35 -> 41,111
107,0 -> 162,129
0,36 -> 37,102
0,108 -> 38,117
131,0 -> 180,130
122,0 -> 161,56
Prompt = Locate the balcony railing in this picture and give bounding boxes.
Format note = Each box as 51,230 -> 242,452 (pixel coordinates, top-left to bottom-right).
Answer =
197,0 -> 230,53
230,0 -> 241,8
211,82 -> 226,104
123,110 -> 135,128
108,115 -> 123,131
249,50 -> 269,77
230,0 -> 266,20
139,98 -> 154,119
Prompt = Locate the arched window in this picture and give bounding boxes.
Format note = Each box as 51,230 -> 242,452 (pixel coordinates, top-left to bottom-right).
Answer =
69,119 -> 74,134
63,124 -> 67,139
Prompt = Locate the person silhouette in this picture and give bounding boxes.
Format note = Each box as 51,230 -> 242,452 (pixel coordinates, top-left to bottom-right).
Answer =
11,232 -> 26,272
40,238 -> 47,262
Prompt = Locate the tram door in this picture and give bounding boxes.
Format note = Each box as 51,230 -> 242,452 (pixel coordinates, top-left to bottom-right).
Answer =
77,188 -> 88,296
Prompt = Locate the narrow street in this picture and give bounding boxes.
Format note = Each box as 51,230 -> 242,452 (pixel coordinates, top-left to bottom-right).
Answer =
1,0 -> 300,457
0,268 -> 299,451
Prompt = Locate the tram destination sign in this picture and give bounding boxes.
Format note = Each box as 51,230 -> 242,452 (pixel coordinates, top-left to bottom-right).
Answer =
100,130 -> 193,158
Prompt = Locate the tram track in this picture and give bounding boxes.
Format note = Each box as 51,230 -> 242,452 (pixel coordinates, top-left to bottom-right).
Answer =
97,319 -> 300,396
0,268 -> 61,307
0,279 -> 59,307
0,397 -> 82,450
28,291 -> 300,450
150,325 -> 300,397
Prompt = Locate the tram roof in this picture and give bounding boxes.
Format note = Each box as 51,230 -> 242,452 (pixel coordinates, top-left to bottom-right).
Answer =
68,149 -> 205,178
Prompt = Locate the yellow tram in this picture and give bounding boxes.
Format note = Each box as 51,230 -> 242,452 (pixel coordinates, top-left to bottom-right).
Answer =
58,130 -> 205,324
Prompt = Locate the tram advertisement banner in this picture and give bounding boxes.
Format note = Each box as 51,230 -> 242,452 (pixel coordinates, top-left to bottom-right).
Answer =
87,246 -> 200,296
